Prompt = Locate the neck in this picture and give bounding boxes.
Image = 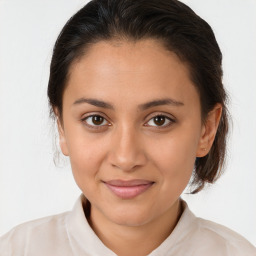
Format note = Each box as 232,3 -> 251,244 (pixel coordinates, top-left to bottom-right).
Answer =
86,199 -> 183,256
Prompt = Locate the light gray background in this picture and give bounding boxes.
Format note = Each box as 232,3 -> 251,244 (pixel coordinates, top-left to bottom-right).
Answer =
0,0 -> 255,246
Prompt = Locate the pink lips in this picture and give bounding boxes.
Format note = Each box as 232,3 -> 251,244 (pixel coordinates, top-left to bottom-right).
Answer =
104,179 -> 154,199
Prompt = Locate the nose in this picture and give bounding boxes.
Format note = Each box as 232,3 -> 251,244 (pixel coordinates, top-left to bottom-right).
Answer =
108,125 -> 147,172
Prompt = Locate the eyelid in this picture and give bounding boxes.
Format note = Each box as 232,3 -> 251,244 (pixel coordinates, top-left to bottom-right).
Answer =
80,112 -> 175,130
144,112 -> 176,128
145,112 -> 175,121
81,113 -> 111,129
81,111 -> 111,122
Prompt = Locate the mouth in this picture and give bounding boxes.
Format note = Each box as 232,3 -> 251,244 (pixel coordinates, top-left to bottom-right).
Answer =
103,179 -> 155,199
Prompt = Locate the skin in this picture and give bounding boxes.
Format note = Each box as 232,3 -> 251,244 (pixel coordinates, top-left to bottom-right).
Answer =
56,39 -> 222,256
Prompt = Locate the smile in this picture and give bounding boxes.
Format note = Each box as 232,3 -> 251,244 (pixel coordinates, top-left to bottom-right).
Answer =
103,179 -> 155,199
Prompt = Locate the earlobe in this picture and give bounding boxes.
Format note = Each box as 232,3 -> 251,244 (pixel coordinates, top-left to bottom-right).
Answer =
54,109 -> 69,156
196,103 -> 222,157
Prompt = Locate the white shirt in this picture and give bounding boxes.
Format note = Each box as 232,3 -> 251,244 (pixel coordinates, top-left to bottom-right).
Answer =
1,194 -> 255,256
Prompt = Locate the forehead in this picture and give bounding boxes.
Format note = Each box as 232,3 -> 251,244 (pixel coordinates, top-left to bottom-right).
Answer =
70,39 -> 189,77
64,39 -> 199,108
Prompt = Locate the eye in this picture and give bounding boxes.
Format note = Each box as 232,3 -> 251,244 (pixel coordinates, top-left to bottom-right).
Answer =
146,115 -> 174,128
82,115 -> 110,128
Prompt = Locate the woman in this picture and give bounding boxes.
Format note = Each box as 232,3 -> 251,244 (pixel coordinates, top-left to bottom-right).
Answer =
1,0 -> 255,255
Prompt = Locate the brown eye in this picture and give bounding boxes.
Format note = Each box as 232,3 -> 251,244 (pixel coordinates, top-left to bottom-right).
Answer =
153,116 -> 166,126
83,115 -> 109,127
146,115 -> 174,128
92,115 -> 104,125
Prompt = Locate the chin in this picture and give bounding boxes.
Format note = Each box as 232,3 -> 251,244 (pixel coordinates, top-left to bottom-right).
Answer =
106,206 -> 155,227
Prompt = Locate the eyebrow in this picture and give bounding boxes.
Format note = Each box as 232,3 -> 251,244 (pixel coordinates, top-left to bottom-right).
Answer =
73,97 -> 184,110
138,98 -> 184,110
73,98 -> 114,109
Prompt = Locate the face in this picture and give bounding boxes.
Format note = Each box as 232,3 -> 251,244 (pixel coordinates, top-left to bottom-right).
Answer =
58,39 -> 217,227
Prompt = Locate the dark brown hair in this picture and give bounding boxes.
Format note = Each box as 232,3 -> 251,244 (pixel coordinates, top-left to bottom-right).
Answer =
48,0 -> 229,193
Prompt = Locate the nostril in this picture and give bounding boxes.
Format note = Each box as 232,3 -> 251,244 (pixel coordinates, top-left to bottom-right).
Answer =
111,160 -> 140,172
108,131 -> 147,171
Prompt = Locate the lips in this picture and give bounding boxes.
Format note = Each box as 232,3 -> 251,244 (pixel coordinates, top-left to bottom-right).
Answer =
103,179 -> 154,199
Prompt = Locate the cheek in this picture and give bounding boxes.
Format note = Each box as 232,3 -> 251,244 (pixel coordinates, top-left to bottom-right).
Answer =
66,133 -> 107,189
148,127 -> 200,186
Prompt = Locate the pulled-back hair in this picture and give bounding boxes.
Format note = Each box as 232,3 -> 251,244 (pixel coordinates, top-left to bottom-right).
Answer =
48,0 -> 229,193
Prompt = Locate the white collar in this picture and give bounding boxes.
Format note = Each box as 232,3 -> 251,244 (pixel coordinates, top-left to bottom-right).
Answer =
66,194 -> 197,255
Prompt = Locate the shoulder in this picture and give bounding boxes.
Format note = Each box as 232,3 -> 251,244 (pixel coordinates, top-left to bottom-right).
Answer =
192,216 -> 256,255
0,211 -> 71,255
176,200 -> 256,256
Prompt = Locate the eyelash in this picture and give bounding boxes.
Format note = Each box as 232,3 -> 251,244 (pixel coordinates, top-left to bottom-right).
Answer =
81,113 -> 175,130
81,115 -> 110,130
144,114 -> 175,129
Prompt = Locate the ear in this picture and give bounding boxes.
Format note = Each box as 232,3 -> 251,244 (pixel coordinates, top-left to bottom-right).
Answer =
196,103 -> 222,157
54,108 -> 69,156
